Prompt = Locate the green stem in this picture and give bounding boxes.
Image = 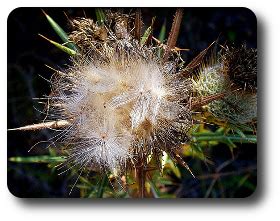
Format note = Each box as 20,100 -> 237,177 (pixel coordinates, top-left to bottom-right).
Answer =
96,175 -> 108,198
192,133 -> 257,143
9,155 -> 66,163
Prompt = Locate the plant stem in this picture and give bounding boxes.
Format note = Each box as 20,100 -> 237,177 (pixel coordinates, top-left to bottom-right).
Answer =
96,175 -> 108,198
192,133 -> 256,143
137,167 -> 145,198
9,155 -> 66,163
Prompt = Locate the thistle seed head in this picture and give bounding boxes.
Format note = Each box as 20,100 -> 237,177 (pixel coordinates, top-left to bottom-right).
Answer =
48,12 -> 193,174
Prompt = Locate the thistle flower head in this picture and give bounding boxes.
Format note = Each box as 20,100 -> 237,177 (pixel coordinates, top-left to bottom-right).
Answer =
48,13 -> 193,175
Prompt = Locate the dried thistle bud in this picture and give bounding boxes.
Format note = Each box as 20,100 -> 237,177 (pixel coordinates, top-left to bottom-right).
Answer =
220,44 -> 257,93
106,10 -> 133,39
69,17 -> 108,52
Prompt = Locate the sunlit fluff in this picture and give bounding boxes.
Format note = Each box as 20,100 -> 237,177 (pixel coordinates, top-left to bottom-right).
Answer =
48,40 -> 193,173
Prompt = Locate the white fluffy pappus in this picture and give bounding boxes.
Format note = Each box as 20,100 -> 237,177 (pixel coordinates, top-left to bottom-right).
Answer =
48,41 -> 193,174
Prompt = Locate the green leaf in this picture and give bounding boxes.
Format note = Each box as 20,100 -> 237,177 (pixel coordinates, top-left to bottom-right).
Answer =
39,34 -> 77,56
42,10 -> 78,51
148,179 -> 160,198
9,155 -> 66,163
157,20 -> 166,58
140,17 -> 156,46
158,176 -> 173,185
224,137 -> 237,153
229,125 -> 247,138
192,132 -> 257,143
234,124 -> 255,132
164,155 -> 181,178
96,175 -> 108,198
95,8 -> 106,25
158,20 -> 166,43
191,124 -> 200,133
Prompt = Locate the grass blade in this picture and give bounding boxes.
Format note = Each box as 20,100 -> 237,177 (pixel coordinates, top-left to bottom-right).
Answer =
96,175 -> 108,198
95,8 -> 106,25
140,17 -> 155,46
192,133 -> 257,143
9,155 -> 66,163
42,10 -> 78,51
158,20 -> 166,43
39,34 -> 77,56
157,20 -> 166,58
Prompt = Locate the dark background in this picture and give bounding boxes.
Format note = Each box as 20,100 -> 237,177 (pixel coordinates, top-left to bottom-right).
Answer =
7,7 -> 257,198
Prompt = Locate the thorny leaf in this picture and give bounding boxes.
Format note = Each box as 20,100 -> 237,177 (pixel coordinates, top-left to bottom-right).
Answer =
181,41 -> 216,76
163,8 -> 184,61
134,9 -> 142,41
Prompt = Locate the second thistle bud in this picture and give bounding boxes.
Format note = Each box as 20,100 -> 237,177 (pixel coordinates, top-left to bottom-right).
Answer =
193,44 -> 257,125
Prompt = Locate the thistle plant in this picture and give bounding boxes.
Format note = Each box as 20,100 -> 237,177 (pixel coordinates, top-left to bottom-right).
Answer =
8,8 -> 257,198
193,45 -> 257,125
